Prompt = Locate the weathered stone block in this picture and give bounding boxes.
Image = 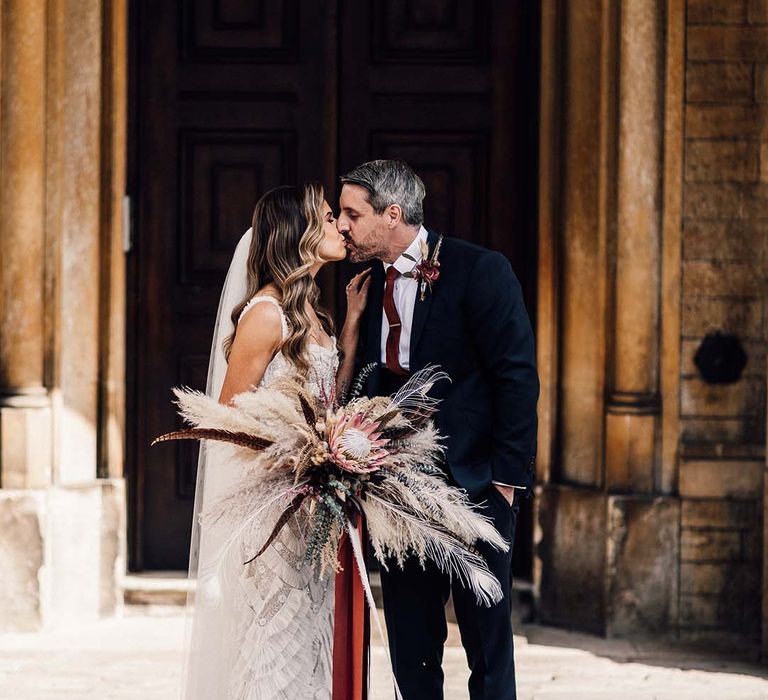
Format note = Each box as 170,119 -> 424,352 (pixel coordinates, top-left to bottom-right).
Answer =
606,496 -> 680,637
681,442 -> 767,459
681,416 -> 765,444
742,527 -> 762,561
538,486 -> 606,635
685,139 -> 759,182
679,459 -> 763,497
47,486 -> 101,627
681,562 -> 723,594
559,381 -> 604,486
683,221 -> 768,261
686,62 -> 753,103
0,480 -> 126,631
99,479 -> 126,616
688,0 -> 746,24
763,469 -> 768,655
0,492 -> 45,631
686,104 -> 768,138
605,412 -> 655,493
684,182 -> 768,218
681,529 -> 742,561
58,404 -> 99,485
680,593 -> 719,627
761,142 -> 768,181
681,498 -> 758,528
681,566 -> 761,631
683,259 -> 763,296
681,377 -> 764,417
756,63 -> 768,102
734,582 -> 762,632
680,561 -> 760,594
0,405 -> 52,489
681,297 -> 763,337
688,26 -> 768,60
748,0 -> 768,23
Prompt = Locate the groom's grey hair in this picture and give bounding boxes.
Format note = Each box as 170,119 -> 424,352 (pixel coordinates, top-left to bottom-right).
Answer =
341,159 -> 426,226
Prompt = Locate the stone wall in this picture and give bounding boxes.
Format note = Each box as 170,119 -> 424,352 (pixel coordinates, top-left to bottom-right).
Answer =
536,0 -> 767,644
679,0 -> 767,637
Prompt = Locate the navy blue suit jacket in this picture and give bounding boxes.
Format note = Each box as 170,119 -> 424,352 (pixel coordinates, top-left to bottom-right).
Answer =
357,228 -> 539,499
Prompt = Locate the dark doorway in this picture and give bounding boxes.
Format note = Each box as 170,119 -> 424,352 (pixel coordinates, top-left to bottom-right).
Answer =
127,0 -> 539,578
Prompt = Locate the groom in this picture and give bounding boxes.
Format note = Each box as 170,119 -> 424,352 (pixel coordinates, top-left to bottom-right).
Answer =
337,159 -> 539,700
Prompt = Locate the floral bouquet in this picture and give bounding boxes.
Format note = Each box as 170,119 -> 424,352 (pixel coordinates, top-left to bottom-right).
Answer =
152,365 -> 508,606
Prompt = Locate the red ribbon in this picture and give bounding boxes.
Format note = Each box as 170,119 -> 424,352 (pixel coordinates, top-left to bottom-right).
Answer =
332,524 -> 369,700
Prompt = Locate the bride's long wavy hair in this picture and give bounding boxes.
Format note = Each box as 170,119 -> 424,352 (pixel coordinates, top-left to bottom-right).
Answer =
223,183 -> 335,374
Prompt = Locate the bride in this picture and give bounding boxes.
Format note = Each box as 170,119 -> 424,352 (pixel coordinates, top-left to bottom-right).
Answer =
182,182 -> 371,699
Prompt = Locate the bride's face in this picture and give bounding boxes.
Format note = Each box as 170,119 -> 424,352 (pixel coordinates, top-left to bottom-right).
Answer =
317,200 -> 347,262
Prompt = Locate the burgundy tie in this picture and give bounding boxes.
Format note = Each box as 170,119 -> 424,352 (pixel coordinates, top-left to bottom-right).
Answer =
383,266 -> 408,375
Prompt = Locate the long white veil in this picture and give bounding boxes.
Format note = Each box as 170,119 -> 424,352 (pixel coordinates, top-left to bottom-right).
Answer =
180,228 -> 254,699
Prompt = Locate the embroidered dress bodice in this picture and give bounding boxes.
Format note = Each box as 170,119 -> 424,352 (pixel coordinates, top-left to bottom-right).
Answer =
219,294 -> 337,699
239,296 -> 338,399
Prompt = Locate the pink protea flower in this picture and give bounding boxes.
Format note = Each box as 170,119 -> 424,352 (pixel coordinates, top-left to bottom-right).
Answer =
326,410 -> 389,474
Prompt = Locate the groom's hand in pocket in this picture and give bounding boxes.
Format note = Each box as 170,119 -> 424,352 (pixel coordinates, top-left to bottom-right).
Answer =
493,483 -> 516,506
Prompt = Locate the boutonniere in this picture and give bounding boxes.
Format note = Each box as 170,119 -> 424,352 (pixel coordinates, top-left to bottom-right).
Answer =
402,235 -> 443,301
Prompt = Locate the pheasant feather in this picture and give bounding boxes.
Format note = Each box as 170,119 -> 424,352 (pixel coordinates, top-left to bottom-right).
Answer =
151,427 -> 273,452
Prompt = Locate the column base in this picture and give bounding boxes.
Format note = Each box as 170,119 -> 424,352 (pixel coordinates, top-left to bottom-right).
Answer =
0,399 -> 53,489
605,396 -> 659,493
537,484 -> 680,637
0,479 -> 125,632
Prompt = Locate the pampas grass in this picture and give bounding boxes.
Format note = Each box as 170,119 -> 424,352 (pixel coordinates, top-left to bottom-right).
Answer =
154,365 -> 507,605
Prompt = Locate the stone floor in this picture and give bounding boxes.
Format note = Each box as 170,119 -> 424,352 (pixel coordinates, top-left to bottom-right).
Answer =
1,605 -> 767,699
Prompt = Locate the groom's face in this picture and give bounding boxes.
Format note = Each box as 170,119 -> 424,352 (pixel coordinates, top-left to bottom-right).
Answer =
337,184 -> 388,263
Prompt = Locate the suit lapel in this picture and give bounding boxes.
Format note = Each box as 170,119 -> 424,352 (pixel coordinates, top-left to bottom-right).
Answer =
365,261 -> 384,364
408,228 -> 439,370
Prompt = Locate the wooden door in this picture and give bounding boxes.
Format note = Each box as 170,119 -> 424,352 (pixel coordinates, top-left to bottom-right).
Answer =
127,0 -> 336,570
128,0 -> 539,575
338,0 -> 540,579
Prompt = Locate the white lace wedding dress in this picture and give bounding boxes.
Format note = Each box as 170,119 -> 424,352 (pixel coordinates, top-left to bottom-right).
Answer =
183,295 -> 339,700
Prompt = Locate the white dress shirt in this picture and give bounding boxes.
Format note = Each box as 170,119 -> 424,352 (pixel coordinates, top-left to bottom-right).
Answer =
380,226 -> 428,371
380,226 -> 520,494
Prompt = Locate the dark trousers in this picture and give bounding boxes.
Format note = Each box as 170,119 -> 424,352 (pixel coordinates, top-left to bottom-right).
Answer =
379,485 -> 519,700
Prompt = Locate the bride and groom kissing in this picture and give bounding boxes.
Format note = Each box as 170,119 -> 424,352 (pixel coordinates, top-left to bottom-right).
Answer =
185,158 -> 539,700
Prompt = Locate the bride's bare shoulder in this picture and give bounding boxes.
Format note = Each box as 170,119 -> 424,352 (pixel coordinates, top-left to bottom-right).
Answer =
234,296 -> 283,351
239,297 -> 281,326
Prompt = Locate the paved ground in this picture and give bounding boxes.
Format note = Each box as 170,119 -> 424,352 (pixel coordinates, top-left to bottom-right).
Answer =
1,605 -> 767,699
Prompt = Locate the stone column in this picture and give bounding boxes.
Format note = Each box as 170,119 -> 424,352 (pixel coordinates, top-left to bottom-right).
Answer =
557,0 -> 609,487
0,0 -> 128,631
539,0 -> 682,638
0,0 -> 54,490
605,0 -> 663,493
